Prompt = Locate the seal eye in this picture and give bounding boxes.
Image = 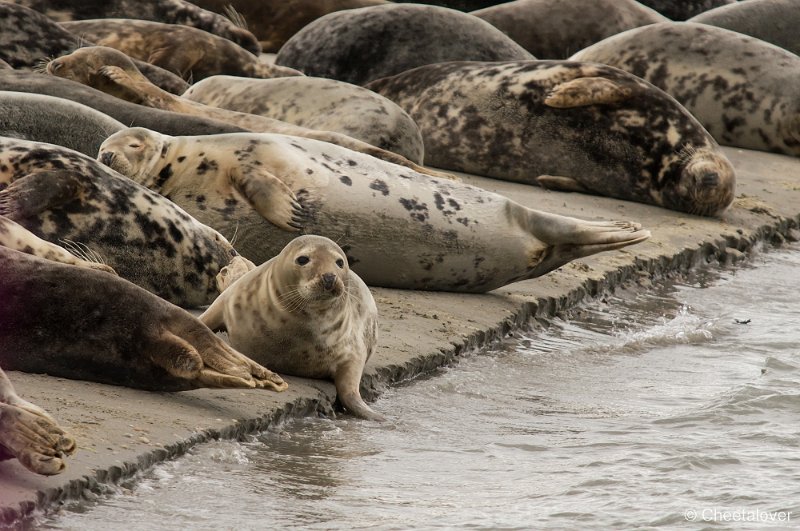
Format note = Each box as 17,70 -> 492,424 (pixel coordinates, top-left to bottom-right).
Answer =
296,256 -> 310,266
336,258 -> 345,268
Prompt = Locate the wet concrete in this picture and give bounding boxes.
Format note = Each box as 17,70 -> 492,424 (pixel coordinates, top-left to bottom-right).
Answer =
2,146 -> 799,526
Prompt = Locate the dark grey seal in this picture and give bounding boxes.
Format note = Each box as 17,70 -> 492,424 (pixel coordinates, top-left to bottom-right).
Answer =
275,3 -> 534,85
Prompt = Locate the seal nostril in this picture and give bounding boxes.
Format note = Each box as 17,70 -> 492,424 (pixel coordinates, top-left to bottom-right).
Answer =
321,273 -> 336,291
701,172 -> 720,187
99,152 -> 114,166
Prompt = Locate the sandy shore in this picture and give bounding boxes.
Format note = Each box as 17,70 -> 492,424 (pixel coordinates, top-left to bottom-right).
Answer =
2,146 -> 799,525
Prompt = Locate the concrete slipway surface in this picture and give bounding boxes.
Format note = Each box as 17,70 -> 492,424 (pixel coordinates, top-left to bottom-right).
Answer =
2,147 -> 800,526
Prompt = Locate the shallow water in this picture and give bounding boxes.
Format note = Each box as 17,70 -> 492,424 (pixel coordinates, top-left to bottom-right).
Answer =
43,245 -> 800,530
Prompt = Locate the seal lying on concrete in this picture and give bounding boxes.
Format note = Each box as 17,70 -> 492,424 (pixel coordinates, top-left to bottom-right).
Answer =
0,365 -> 76,476
471,0 -> 666,59
47,46 -> 446,174
98,127 -> 652,292
59,19 -> 302,82
367,60 -> 735,216
183,75 -> 424,163
0,246 -> 288,392
571,22 -> 800,158
8,0 -> 261,55
275,3 -> 534,85
0,91 -> 124,157
0,3 -> 189,95
0,136 -> 241,307
202,235 -> 383,420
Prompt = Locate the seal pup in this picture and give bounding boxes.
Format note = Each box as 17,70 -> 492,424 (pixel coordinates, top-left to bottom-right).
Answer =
571,22 -> 800,158
0,366 -> 76,476
98,128 -> 652,292
201,235 -> 383,420
47,46 -> 450,176
634,0 -> 734,21
471,0 -> 667,59
0,91 -> 124,157
183,75 -> 424,163
367,60 -> 735,216
0,246 -> 288,392
0,3 -> 189,95
275,3 -> 535,85
0,136 -> 242,307
8,0 -> 261,55
59,19 -> 302,82
689,0 -> 800,57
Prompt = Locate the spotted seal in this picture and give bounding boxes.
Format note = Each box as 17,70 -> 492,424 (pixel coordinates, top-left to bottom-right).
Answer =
634,0 -> 734,21
366,60 -> 735,216
8,0 -> 261,55
59,19 -> 302,82
571,22 -> 800,158
0,246 -> 288,392
0,91 -> 124,157
201,235 -> 382,420
275,3 -> 535,85
689,0 -> 800,57
471,0 -> 667,59
183,75 -> 424,163
0,136 -> 242,307
98,127 -> 651,292
47,46 -> 448,175
0,365 -> 75,476
0,3 -> 189,95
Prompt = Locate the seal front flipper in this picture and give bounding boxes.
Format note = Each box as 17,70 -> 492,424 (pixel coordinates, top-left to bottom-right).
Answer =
229,167 -> 305,231
544,77 -> 634,108
0,170 -> 84,220
97,65 -> 155,105
534,175 -> 590,193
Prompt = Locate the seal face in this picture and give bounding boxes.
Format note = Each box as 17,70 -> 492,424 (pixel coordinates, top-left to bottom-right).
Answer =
366,60 -> 735,216
472,0 -> 667,59
571,22 -> 800,158
0,246 -> 288,392
99,127 -> 651,293
183,75 -> 425,163
201,235 -> 382,420
275,3 -> 535,85
0,136 -> 240,307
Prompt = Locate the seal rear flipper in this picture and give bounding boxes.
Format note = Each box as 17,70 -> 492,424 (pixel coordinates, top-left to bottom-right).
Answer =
0,403 -> 75,476
334,363 -> 385,422
544,77 -> 634,108
230,167 -> 305,231
0,170 -> 85,220
534,174 -> 590,193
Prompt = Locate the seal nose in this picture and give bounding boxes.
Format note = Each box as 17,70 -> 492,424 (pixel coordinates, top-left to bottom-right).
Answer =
321,273 -> 337,291
99,152 -> 115,166
701,172 -> 719,187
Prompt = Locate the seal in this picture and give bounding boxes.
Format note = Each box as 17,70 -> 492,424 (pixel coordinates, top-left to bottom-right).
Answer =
0,365 -> 76,476
201,235 -> 383,420
634,0 -> 734,21
47,46 -> 447,174
0,91 -> 124,157
274,3 -> 535,85
471,0 -> 667,59
366,60 -> 735,216
190,0 -> 389,53
689,0 -> 800,57
0,70 -> 247,138
570,22 -> 800,158
98,127 -> 652,292
59,19 -> 302,82
183,75 -> 424,163
0,136 -> 243,307
8,0 -> 261,55
0,246 -> 288,392
0,3 -> 189,95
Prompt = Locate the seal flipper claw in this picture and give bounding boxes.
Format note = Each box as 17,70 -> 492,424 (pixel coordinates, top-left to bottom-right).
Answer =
0,402 -> 75,475
230,168 -> 303,231
0,171 -> 84,220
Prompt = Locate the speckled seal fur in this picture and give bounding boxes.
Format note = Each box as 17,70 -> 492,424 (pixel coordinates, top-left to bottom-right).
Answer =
472,0 -> 667,59
183,75 -> 424,163
0,136 -> 241,307
98,127 -> 651,292
367,60 -> 735,216
201,235 -> 383,420
635,0 -> 734,21
0,246 -> 288,392
0,91 -> 124,157
8,0 -> 260,55
275,3 -> 534,86
571,22 -> 800,158
0,3 -> 189,95
689,0 -> 800,57
59,19 -> 302,82
0,364 -> 75,476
